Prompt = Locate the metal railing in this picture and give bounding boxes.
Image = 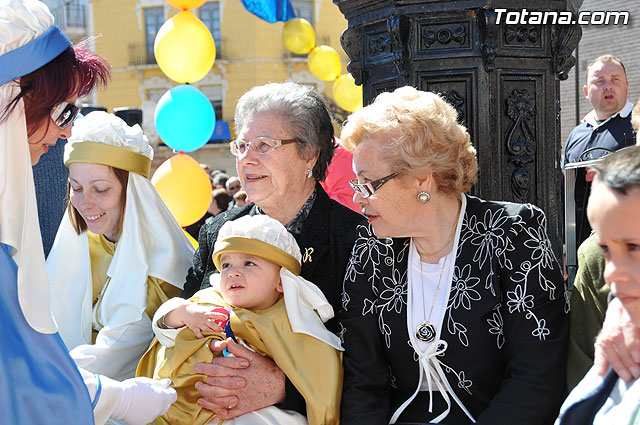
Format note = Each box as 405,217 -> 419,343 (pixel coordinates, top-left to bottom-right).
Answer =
128,38 -> 222,66
128,42 -> 156,66
51,1 -> 86,29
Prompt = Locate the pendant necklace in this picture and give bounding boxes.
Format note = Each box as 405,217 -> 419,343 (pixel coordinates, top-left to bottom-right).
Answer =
415,199 -> 461,343
416,255 -> 448,343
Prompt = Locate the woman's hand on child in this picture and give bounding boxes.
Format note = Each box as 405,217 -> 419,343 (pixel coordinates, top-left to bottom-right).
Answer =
193,338 -> 286,419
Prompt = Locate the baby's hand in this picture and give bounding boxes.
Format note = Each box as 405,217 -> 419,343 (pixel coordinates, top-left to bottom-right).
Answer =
183,305 -> 230,338
165,305 -> 229,338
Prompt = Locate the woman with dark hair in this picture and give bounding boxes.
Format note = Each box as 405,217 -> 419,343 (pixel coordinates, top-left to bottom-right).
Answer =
0,1 -> 176,424
211,187 -> 231,214
181,81 -> 365,421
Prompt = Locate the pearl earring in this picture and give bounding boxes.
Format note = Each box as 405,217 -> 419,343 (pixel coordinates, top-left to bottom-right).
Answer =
417,191 -> 431,204
306,169 -> 313,179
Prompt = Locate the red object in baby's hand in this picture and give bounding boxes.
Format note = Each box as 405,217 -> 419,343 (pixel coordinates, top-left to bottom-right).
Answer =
211,307 -> 230,329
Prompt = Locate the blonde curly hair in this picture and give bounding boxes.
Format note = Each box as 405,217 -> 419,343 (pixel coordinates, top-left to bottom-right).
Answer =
341,86 -> 478,195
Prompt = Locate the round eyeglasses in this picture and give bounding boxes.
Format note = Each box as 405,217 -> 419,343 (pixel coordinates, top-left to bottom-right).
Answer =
229,136 -> 299,157
349,172 -> 400,198
50,101 -> 80,129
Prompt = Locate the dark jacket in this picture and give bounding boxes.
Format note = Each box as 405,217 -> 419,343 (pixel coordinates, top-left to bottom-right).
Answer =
556,368 -> 631,425
567,234 -> 609,391
340,195 -> 568,425
182,184 -> 365,323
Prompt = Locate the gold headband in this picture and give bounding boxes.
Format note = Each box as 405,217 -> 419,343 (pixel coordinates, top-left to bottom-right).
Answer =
212,236 -> 301,276
64,142 -> 151,178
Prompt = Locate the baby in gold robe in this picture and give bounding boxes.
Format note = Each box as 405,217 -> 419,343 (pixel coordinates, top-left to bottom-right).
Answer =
137,215 -> 343,425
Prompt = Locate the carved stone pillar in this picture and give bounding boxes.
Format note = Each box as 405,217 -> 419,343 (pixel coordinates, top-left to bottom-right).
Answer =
335,0 -> 581,257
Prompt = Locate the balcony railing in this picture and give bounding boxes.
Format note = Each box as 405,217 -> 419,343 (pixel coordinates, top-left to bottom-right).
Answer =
128,31 -> 230,67
128,42 -> 156,66
51,2 -> 86,29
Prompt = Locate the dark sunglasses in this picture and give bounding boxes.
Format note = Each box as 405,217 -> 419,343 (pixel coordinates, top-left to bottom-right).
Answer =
50,101 -> 80,129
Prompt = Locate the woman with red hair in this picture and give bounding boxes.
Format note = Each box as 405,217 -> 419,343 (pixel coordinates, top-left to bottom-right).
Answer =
0,1 -> 176,424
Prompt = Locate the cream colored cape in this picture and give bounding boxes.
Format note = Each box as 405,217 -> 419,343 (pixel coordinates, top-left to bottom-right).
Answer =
47,172 -> 194,380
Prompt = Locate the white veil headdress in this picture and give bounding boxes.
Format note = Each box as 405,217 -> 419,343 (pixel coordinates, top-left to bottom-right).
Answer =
0,0 -> 72,333
47,111 -> 194,351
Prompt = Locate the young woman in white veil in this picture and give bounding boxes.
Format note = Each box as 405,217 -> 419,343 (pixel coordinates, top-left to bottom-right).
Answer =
47,111 -> 195,382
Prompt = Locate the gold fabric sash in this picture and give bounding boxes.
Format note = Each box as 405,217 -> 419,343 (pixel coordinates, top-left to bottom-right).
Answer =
65,141 -> 151,178
88,232 -> 181,343
212,236 -> 301,276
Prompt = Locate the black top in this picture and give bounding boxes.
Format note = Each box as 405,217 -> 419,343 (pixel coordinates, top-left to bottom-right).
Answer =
184,212 -> 213,240
340,195 -> 568,425
563,112 -> 634,169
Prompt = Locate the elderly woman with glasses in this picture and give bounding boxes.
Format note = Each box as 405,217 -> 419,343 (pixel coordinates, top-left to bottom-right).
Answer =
339,86 -> 568,425
181,81 -> 365,421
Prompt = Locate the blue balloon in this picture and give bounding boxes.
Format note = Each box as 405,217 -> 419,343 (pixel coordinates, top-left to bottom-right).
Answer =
154,84 -> 215,152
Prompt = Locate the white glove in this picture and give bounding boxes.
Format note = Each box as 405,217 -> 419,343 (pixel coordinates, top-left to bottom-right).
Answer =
110,377 -> 177,425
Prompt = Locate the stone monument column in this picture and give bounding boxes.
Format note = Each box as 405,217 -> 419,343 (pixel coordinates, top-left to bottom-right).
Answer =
335,0 -> 581,257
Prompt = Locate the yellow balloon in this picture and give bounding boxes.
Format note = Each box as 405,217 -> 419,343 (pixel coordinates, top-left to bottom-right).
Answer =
282,18 -> 315,54
166,0 -> 207,9
151,153 -> 213,227
183,229 -> 199,250
308,45 -> 341,81
333,73 -> 363,112
154,11 -> 215,83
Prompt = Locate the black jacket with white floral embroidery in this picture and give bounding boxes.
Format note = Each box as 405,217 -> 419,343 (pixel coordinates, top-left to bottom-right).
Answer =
339,194 -> 568,425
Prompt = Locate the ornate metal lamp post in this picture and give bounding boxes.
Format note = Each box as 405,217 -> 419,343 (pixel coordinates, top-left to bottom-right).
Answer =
334,0 -> 581,256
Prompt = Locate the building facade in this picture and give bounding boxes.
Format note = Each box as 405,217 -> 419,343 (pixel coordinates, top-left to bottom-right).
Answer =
50,1 -> 638,172
85,0 -> 349,172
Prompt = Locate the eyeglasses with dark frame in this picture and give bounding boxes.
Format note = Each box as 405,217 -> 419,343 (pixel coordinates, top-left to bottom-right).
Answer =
229,136 -> 299,157
50,101 -> 80,129
349,172 -> 400,198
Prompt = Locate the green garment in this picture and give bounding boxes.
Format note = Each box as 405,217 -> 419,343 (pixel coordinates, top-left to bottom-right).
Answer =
567,234 -> 610,391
